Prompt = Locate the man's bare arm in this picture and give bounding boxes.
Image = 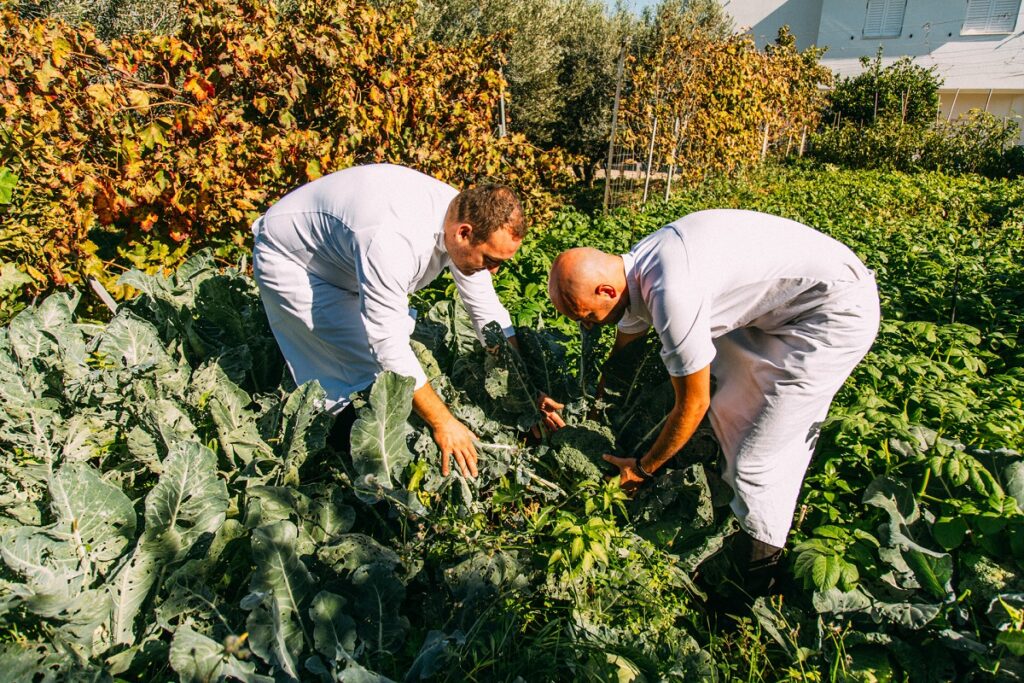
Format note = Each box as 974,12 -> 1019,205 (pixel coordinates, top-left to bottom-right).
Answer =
604,365 -> 711,491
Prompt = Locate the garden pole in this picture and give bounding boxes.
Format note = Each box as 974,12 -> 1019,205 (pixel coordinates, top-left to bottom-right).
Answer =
642,114 -> 658,205
799,126 -> 807,156
603,39 -> 628,214
760,122 -> 770,160
665,116 -> 681,202
498,67 -> 507,138
946,89 -> 959,122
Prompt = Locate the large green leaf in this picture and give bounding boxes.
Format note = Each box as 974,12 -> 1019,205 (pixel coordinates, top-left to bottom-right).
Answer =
0,526 -> 87,616
49,463 -> 136,576
0,640 -> 94,683
309,591 -> 357,660
8,291 -> 78,366
811,586 -> 941,629
107,536 -> 170,647
276,381 -> 330,486
0,329 -> 37,411
317,534 -> 408,654
863,475 -> 953,600
243,521 -> 315,680
349,372 -> 415,498
1004,460 -> 1024,509
169,626 -> 273,683
0,167 -> 18,204
482,322 -> 539,430
93,312 -> 188,393
144,441 -> 229,557
189,363 -> 274,467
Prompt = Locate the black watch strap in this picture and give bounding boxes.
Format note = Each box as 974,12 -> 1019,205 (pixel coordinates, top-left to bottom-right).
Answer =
634,457 -> 655,480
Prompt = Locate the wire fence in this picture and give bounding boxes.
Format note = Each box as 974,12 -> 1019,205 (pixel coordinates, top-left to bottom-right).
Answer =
602,118 -> 811,213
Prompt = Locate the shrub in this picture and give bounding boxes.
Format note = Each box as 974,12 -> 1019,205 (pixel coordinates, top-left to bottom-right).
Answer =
825,52 -> 940,128
811,110 -> 1022,178
0,0 -> 570,322
922,110 -> 1022,177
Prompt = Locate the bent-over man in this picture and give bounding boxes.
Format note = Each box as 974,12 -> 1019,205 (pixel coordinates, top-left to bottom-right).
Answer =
252,163 -> 561,478
547,209 -> 880,594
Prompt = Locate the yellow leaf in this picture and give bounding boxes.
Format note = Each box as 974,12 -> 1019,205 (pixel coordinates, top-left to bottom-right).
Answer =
34,61 -> 61,91
127,89 -> 150,112
51,37 -> 72,68
86,83 -> 114,108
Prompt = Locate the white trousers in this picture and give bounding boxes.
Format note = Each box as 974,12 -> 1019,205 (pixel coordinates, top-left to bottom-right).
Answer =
708,277 -> 880,547
252,229 -> 402,414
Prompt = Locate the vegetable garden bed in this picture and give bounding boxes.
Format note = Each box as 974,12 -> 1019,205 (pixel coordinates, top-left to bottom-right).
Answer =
2,166 -> 1023,681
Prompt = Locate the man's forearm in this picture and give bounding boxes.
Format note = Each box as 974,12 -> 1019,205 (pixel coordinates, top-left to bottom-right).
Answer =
412,382 -> 453,429
638,400 -> 708,473
638,367 -> 711,474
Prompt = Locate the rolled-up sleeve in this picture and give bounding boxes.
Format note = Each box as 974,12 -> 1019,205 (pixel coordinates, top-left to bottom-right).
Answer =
358,233 -> 428,389
646,257 -> 716,377
451,267 -> 514,342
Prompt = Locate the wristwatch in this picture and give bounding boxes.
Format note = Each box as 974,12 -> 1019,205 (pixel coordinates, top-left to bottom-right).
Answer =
633,457 -> 655,481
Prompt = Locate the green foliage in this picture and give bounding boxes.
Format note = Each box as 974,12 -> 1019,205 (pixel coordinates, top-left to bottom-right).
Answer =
922,110 -> 1024,177
0,0 -> 569,320
15,0 -> 181,38
814,53 -> 1020,178
826,53 -> 941,127
415,0 -> 636,184
2,166 -> 1024,680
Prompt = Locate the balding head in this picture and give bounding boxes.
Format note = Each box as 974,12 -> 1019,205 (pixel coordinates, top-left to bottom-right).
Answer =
548,247 -> 629,326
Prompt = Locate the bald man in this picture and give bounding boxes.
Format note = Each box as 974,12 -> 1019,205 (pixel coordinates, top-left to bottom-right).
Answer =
548,209 -> 879,593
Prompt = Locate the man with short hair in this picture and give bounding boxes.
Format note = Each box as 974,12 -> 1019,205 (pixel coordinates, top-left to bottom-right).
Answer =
252,163 -> 561,478
547,209 -> 880,594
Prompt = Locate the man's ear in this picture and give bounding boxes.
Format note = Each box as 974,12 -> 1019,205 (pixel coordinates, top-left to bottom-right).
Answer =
595,284 -> 617,299
455,222 -> 474,242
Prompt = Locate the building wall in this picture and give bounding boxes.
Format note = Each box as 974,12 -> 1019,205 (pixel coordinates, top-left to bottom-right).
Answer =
724,1 -> 1024,143
723,0 -> 824,50
816,0 -> 1024,90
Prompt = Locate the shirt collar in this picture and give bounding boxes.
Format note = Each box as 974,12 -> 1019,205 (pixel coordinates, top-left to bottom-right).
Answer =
435,219 -> 449,263
621,252 -> 644,319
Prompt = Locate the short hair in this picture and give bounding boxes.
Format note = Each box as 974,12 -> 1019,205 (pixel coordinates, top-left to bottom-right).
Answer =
450,184 -> 526,244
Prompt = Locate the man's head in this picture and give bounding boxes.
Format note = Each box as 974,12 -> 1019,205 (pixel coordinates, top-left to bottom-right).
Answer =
548,247 -> 629,328
445,184 -> 526,276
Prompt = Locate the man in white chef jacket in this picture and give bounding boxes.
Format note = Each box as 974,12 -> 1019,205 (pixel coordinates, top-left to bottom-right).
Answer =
252,163 -> 563,479
547,209 -> 880,593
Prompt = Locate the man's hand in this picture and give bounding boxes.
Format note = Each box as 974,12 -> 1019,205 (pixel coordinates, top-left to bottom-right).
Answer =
538,392 -> 566,431
602,454 -> 647,494
433,416 -> 479,478
412,381 -> 480,478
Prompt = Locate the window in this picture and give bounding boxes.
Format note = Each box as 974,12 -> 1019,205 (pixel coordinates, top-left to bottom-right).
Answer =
962,0 -> 1021,34
863,0 -> 907,38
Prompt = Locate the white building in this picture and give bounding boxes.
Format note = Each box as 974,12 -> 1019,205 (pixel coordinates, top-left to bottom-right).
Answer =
724,0 -> 1024,142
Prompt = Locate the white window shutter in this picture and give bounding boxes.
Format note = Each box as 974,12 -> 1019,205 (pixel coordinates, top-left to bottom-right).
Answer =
882,0 -> 907,36
964,0 -> 1021,34
963,0 -> 992,32
864,0 -> 887,36
991,0 -> 1020,32
864,0 -> 906,37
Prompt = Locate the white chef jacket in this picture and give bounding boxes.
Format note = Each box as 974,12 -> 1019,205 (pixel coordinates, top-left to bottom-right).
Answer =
620,210 -> 880,546
251,164 -> 514,412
